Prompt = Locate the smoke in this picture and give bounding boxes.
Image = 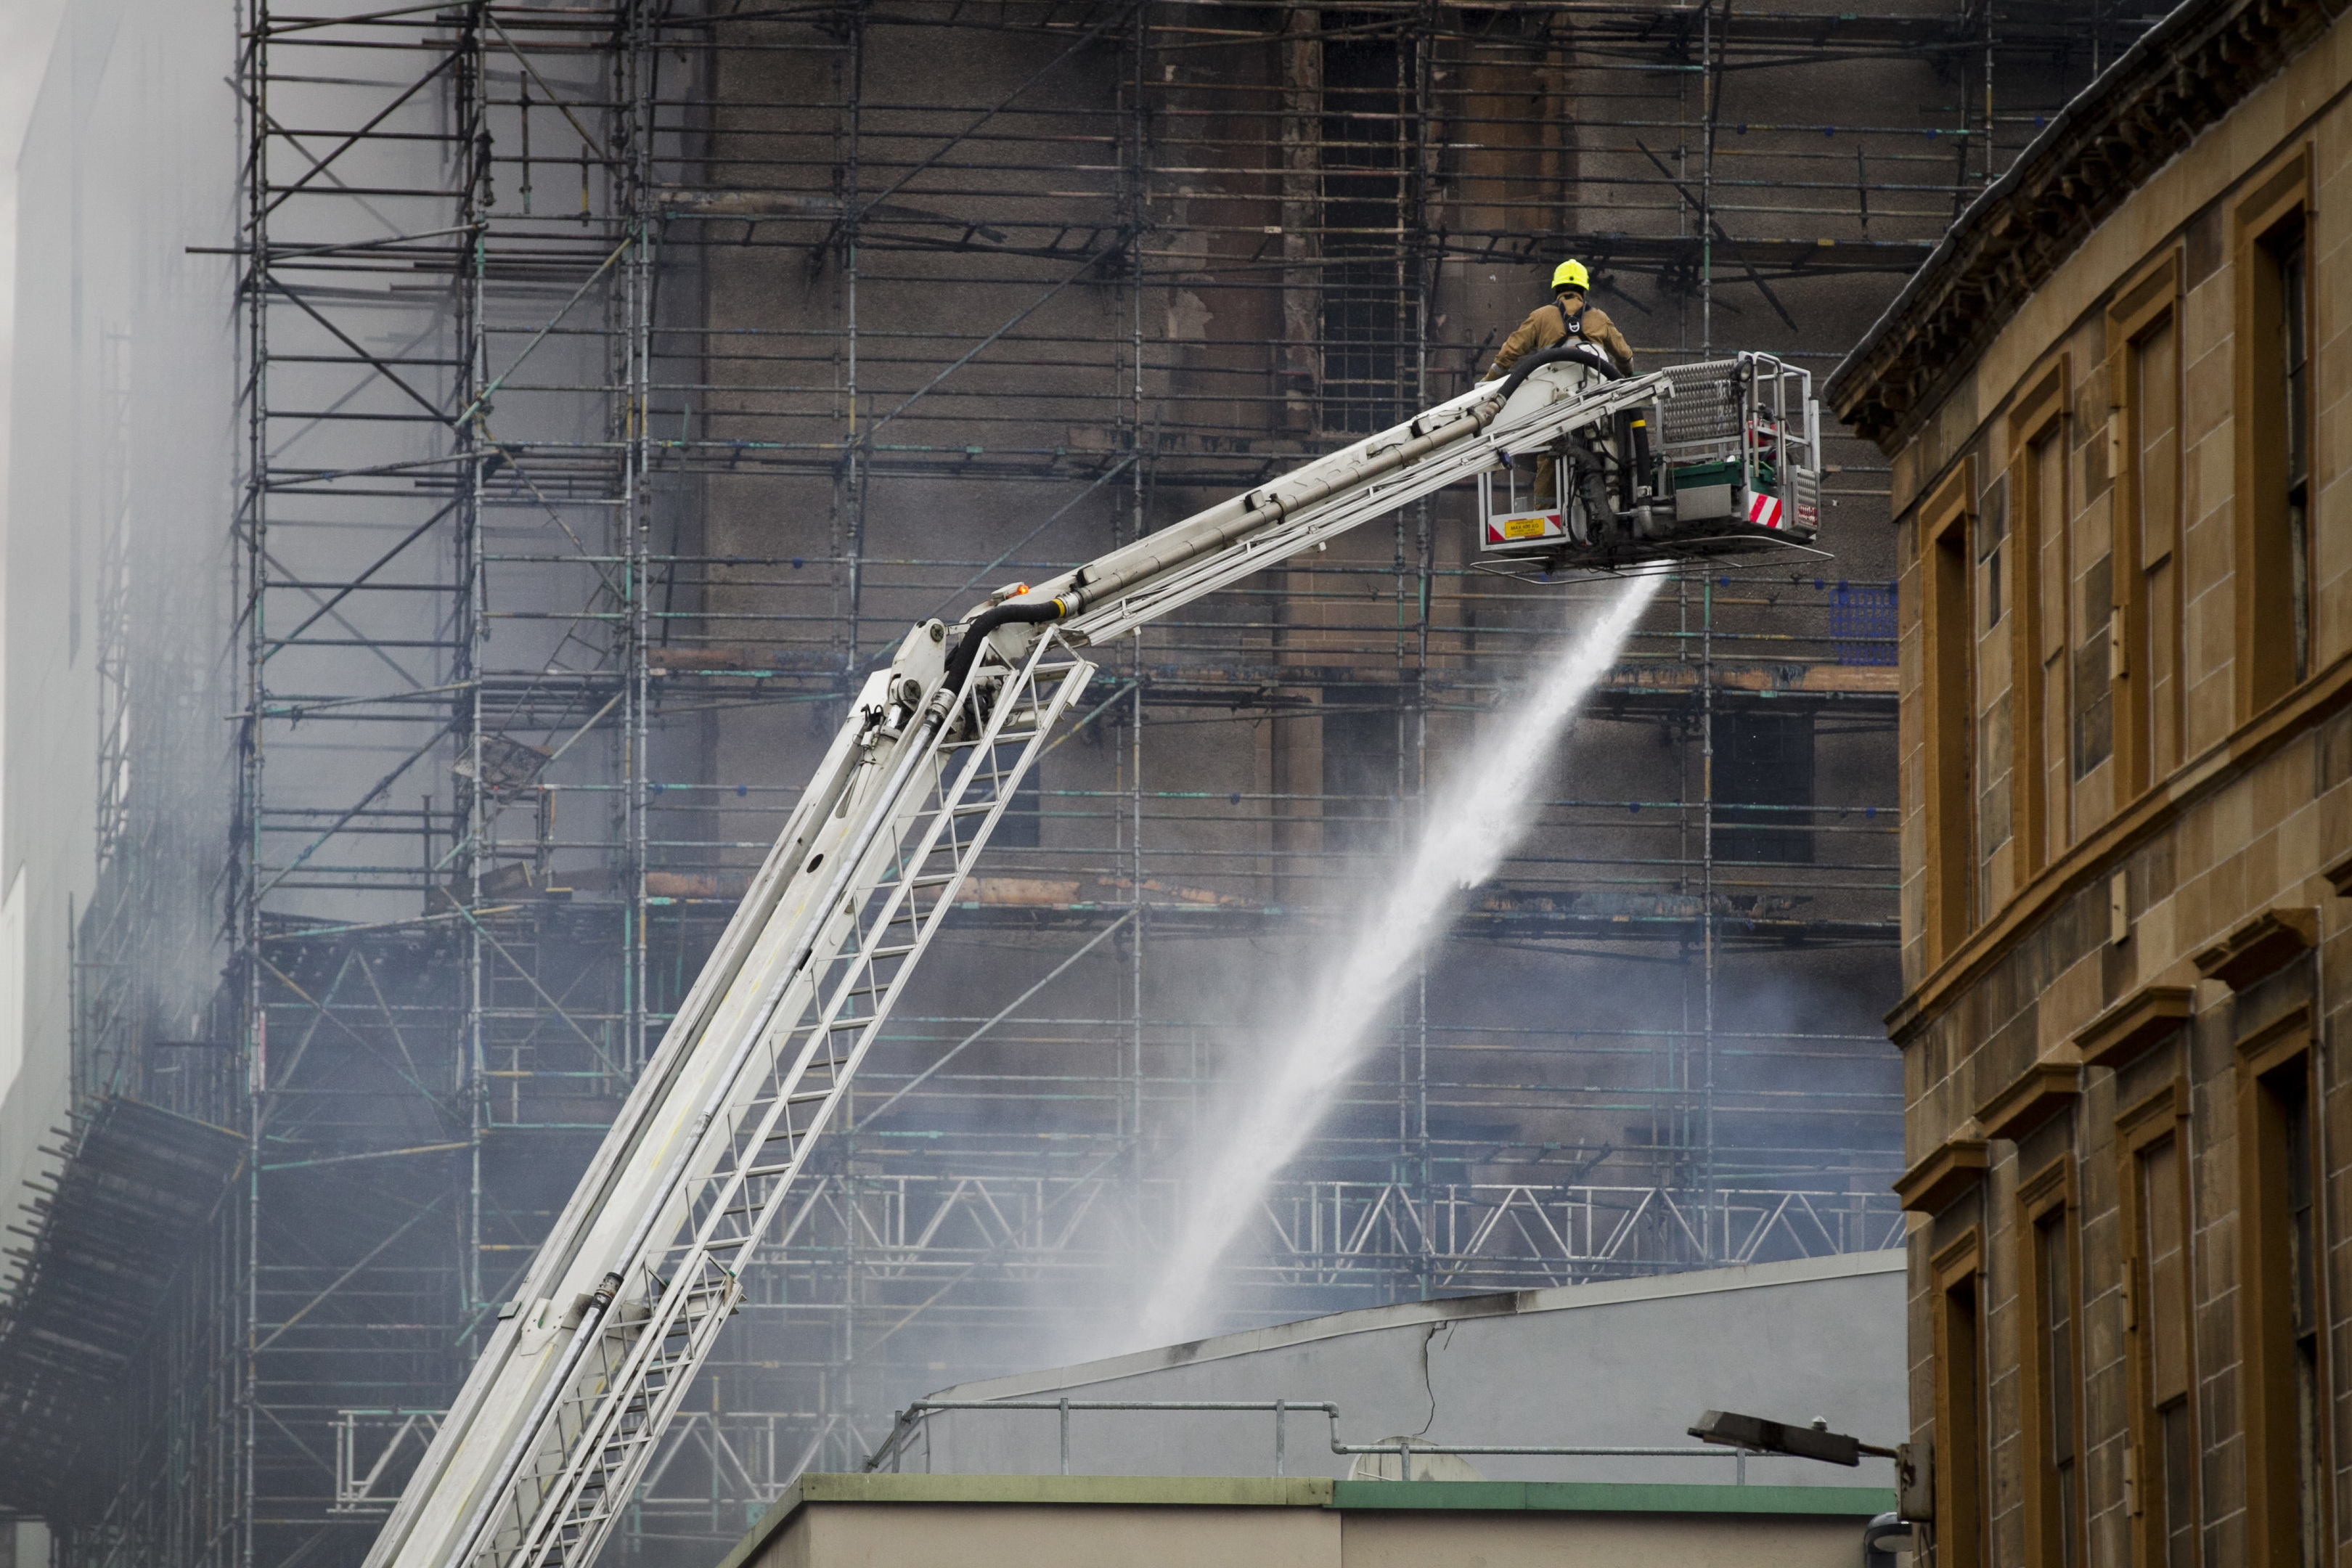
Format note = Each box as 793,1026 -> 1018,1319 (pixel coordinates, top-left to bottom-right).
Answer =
1133,572 -> 1666,1348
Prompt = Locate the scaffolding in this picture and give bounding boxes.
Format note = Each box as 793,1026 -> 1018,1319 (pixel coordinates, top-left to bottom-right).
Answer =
37,0 -> 2152,1562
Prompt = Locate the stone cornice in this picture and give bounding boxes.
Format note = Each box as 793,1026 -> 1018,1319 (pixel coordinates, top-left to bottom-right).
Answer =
1895,1138 -> 1990,1214
1826,0 -> 2346,451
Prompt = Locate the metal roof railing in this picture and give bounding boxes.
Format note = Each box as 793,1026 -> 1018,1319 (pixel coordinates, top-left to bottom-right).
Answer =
864,1397 -> 1763,1485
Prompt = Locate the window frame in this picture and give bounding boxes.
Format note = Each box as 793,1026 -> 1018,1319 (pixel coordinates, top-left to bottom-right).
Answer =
2118,1079 -> 2197,1566
2107,250 -> 2184,799
1921,460 -> 1977,962
1932,1227 -> 1990,1567
2018,1157 -> 2085,1568
2237,1006 -> 2331,1568
2005,362 -> 2067,882
2232,143 -> 2316,718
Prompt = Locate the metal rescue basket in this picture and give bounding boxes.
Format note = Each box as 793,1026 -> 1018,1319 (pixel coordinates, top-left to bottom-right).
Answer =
1653,353 -> 1821,538
1477,351 -> 1825,575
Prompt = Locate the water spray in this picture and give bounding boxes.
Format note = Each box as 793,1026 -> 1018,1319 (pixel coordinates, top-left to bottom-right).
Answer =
1135,571 -> 1667,1347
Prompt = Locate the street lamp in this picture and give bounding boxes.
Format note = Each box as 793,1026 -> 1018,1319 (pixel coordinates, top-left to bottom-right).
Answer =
1690,1412 -> 1919,1565
1687,1409 -> 1899,1468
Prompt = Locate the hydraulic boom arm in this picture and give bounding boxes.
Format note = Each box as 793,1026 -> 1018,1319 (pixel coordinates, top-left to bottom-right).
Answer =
363,359 -> 1681,1568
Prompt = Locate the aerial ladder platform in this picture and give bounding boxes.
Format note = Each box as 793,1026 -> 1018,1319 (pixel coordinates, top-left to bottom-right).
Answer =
361,347 -> 1824,1568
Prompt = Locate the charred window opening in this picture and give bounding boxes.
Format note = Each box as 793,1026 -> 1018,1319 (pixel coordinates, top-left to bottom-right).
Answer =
1713,711 -> 1815,865
1319,28 -> 1413,434
997,769 -> 1044,849
1323,686 -> 1402,854
975,764 -> 1044,849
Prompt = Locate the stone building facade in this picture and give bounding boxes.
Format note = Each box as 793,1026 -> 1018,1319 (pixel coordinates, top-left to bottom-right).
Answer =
1827,0 -> 2351,1561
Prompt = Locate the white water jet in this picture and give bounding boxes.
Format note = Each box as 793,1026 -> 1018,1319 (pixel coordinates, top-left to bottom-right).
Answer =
1135,572 -> 1665,1348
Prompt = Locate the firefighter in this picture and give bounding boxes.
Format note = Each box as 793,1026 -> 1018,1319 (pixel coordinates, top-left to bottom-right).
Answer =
1482,260 -> 1636,380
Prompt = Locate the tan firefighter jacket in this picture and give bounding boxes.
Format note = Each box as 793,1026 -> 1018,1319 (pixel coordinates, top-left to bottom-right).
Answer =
1482,295 -> 1636,380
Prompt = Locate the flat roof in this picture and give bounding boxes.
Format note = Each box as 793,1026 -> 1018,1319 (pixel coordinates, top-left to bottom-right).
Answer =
714,1472 -> 1900,1568
939,1249 -> 1905,1404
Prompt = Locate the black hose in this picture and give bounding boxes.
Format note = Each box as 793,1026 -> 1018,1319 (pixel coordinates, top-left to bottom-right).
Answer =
942,597 -> 1071,694
950,350 -> 1608,685
1494,342 -> 1622,401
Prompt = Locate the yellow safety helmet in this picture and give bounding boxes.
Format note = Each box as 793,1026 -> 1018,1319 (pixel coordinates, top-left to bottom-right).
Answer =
1550,259 -> 1590,293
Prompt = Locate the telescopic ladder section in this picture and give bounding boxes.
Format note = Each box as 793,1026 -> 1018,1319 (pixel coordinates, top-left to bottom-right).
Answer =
364,635 -> 1091,1568
503,648 -> 1091,1568
367,362 -> 1702,1568
528,642 -> 1084,1568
